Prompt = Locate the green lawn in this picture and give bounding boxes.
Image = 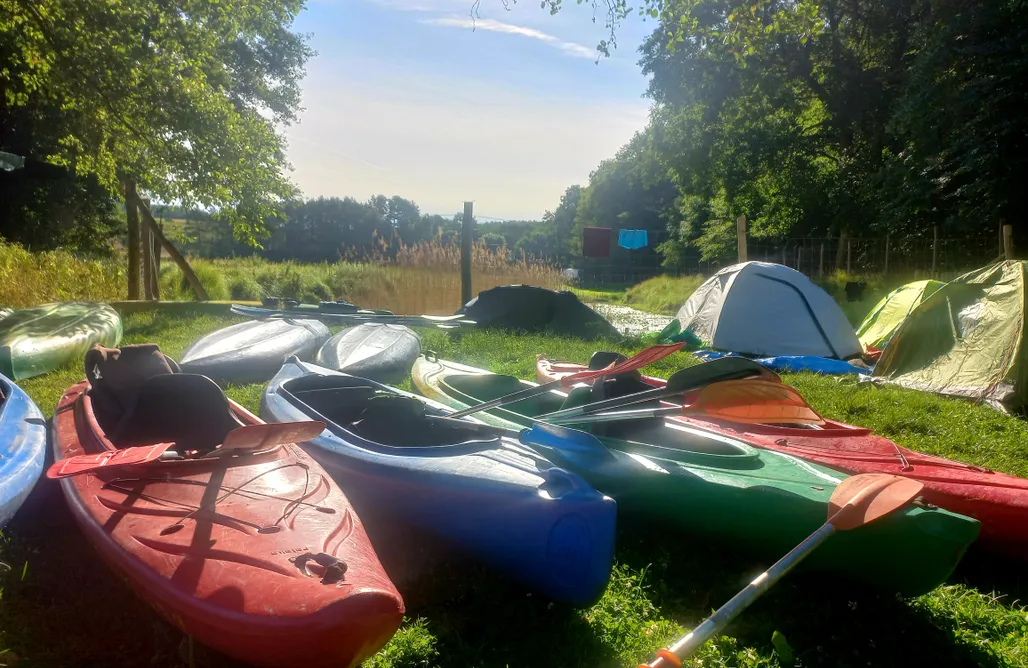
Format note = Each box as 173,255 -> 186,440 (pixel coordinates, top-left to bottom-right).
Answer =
1,311 -> 1027,667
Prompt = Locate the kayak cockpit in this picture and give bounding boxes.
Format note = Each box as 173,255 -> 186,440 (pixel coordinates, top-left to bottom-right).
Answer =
442,373 -> 762,466
281,374 -> 504,456
83,344 -> 245,457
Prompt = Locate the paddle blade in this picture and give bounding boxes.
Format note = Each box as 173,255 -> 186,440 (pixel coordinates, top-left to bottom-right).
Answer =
683,379 -> 825,425
216,420 -> 326,454
519,423 -> 616,464
562,343 -> 685,387
666,356 -> 780,392
827,473 -> 924,531
47,443 -> 175,479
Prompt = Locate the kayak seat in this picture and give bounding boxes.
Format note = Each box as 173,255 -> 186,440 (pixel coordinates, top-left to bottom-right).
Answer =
85,344 -> 180,436
284,377 -> 499,449
109,373 -> 241,451
85,343 -> 237,451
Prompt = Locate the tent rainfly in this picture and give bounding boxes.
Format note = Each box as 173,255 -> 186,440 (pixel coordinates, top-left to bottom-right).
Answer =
873,261 -> 1028,412
675,261 -> 862,359
857,279 -> 945,350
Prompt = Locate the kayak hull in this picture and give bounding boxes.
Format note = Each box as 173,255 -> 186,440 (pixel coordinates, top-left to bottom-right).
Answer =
316,324 -> 421,384
54,377 -> 403,668
0,302 -> 122,379
0,373 -> 47,526
413,356 -> 980,596
538,357 -> 1028,558
262,359 -> 617,607
181,319 -> 330,384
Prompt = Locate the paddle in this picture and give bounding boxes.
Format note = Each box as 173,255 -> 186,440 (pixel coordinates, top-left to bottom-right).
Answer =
546,379 -> 825,427
47,442 -> 176,479
424,413 -> 618,466
47,421 -> 327,478
205,420 -> 326,457
537,357 -> 778,423
639,473 -> 925,668
446,343 -> 686,420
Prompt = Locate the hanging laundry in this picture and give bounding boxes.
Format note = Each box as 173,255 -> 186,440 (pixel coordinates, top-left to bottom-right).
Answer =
582,227 -> 612,258
618,229 -> 649,250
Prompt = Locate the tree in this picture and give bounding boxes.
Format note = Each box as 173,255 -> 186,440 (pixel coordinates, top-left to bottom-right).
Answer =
0,0 -> 312,241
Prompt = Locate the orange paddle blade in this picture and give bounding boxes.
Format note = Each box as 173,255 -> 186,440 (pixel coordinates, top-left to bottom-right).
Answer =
214,420 -> 326,455
828,473 -> 925,531
682,379 -> 825,425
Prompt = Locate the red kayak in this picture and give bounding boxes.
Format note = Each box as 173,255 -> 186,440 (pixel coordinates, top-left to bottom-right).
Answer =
537,355 -> 1028,557
53,344 -> 404,667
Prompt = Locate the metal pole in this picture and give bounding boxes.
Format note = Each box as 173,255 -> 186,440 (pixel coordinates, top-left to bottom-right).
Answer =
884,233 -> 890,276
737,216 -> 747,263
461,201 -> 474,305
932,225 -> 938,276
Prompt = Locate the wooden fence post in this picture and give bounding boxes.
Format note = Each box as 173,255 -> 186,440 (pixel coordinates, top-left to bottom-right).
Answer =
129,192 -> 209,301
142,198 -> 160,300
461,201 -> 474,305
796,245 -> 801,273
1003,222 -> 1014,259
884,233 -> 890,276
737,215 -> 747,262
932,225 -> 938,276
846,239 -> 852,274
124,180 -> 140,300
819,243 -> 824,276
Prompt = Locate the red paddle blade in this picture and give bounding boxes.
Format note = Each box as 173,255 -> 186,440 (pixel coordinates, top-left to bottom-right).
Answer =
682,379 -> 825,425
47,443 -> 175,479
561,343 -> 685,387
828,473 -> 925,531
215,420 -> 326,455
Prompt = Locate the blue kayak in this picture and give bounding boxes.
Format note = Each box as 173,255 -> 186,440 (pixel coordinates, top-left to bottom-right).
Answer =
0,373 -> 47,526
262,358 -> 617,607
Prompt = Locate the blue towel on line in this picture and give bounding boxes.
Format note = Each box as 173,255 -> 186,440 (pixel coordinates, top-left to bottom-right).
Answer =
618,229 -> 648,250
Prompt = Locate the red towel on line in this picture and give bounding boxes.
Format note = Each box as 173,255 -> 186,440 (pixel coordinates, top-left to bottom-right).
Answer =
582,227 -> 612,258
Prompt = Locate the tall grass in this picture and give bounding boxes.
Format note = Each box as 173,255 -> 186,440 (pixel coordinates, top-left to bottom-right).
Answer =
0,239 -> 124,307
158,240 -> 564,314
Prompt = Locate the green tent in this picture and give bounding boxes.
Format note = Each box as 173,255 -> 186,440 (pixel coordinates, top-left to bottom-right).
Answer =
873,261 -> 1027,412
857,279 -> 945,350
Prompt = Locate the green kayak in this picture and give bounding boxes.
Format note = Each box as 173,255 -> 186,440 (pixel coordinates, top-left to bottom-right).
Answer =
412,356 -> 980,596
0,302 -> 122,379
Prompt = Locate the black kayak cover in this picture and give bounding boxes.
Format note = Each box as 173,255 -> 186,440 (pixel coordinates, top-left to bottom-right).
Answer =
315,323 -> 421,384
456,285 -> 620,340
180,319 -> 331,385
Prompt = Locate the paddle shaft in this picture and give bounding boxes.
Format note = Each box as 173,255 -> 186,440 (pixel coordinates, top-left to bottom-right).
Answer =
447,343 -> 685,420
648,522 -> 837,667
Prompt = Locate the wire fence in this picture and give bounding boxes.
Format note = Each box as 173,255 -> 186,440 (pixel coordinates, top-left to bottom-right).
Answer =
571,233 -> 1004,285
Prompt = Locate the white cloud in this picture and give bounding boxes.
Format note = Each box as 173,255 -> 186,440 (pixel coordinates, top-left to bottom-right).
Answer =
422,16 -> 597,59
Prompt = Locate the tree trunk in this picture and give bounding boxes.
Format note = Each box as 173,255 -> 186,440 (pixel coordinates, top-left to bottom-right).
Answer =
124,180 -> 140,300
127,191 -> 209,300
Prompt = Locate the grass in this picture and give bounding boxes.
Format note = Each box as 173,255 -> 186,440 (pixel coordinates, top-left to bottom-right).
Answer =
0,239 -> 124,307
156,241 -> 564,315
2,311 -> 1027,667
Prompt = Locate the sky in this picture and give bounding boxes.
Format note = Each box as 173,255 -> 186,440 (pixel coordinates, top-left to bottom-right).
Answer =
284,0 -> 657,220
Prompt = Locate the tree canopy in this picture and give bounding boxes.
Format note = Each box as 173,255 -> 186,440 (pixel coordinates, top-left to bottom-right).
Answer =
523,0 -> 1027,267
0,0 -> 312,243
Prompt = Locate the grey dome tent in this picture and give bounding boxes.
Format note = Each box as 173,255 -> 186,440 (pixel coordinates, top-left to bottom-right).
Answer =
675,262 -> 862,359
